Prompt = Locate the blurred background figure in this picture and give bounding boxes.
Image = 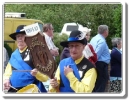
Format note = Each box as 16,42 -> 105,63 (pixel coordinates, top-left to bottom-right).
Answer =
43,23 -> 59,91
43,23 -> 59,59
110,37 -> 122,92
60,47 -> 70,61
4,47 -> 9,71
82,27 -> 97,65
90,25 -> 110,92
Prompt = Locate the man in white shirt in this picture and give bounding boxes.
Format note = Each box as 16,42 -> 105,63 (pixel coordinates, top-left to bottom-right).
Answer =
43,23 -> 59,58
42,23 -> 59,91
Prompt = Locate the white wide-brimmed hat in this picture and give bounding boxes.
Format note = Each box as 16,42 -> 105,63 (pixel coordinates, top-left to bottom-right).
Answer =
83,27 -> 91,34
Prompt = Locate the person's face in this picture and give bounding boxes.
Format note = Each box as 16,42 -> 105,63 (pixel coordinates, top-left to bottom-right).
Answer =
16,34 -> 27,50
104,30 -> 109,38
117,41 -> 122,49
85,32 -> 91,41
68,42 -> 85,60
48,25 -> 54,38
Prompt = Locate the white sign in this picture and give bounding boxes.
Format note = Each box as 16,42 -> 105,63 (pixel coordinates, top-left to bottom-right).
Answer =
24,23 -> 41,36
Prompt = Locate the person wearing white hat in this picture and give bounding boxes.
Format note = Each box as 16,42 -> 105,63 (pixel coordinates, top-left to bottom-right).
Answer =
82,27 -> 97,65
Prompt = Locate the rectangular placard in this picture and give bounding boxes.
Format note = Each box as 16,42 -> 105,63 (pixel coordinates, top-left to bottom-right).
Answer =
24,23 -> 41,36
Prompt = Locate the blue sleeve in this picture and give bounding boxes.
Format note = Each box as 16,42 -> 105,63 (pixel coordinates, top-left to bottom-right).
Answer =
95,41 -> 106,59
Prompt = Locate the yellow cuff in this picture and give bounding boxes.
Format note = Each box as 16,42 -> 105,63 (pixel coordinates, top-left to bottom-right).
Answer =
66,72 -> 75,80
48,85 -> 60,93
35,71 -> 40,77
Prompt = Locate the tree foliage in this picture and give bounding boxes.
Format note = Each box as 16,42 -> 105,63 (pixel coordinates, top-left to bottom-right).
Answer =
112,4 -> 122,37
4,4 -> 122,65
4,4 -> 122,49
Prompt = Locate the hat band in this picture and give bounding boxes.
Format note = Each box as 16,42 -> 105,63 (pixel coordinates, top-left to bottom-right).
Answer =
68,37 -> 79,41
16,29 -> 21,33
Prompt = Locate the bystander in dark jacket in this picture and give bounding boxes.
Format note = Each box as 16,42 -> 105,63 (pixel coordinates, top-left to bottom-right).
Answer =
110,37 -> 122,92
60,47 -> 70,61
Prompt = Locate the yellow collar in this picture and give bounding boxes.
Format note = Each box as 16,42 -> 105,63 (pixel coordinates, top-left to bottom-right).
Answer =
75,56 -> 84,64
19,46 -> 27,53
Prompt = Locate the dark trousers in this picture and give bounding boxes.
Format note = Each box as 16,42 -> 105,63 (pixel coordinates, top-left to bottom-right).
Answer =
93,61 -> 109,92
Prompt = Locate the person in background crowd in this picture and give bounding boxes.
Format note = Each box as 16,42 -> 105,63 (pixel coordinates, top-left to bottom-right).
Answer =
43,23 -> 59,59
49,30 -> 97,93
82,27 -> 97,65
110,37 -> 122,92
4,47 -> 9,71
90,25 -> 111,92
42,23 -> 59,91
3,25 -> 48,92
60,47 -> 70,61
